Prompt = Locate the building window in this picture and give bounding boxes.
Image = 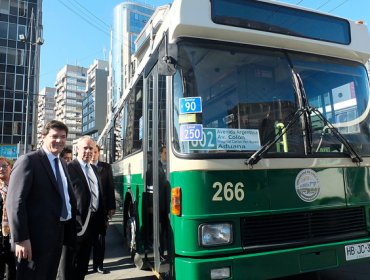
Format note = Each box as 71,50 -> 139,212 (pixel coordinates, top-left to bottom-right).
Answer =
8,23 -> 17,40
18,1 -> 27,17
0,0 -> 10,14
9,0 -> 19,16
16,49 -> 25,66
7,48 -> 17,65
0,47 -> 6,64
0,22 -> 7,39
14,99 -> 22,112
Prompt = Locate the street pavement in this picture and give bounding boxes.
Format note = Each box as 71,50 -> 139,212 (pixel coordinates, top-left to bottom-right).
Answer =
85,212 -> 155,280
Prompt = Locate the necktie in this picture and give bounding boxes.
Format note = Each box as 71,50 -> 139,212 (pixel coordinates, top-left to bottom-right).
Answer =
85,164 -> 99,211
54,158 -> 68,219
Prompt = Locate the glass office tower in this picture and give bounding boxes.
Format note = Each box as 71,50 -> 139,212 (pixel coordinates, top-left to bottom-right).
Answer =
110,1 -> 154,111
0,0 -> 42,157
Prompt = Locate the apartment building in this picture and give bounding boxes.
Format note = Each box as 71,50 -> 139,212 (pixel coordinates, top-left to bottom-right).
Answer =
54,64 -> 87,145
36,86 -> 56,145
82,59 -> 109,140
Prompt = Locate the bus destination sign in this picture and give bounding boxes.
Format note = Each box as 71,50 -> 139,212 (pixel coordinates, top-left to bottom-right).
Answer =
189,128 -> 261,151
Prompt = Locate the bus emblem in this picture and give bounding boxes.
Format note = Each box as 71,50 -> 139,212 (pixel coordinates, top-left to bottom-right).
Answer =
295,169 -> 320,202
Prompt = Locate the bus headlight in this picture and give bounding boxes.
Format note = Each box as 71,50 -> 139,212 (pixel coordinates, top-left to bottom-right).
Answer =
211,267 -> 231,279
199,223 -> 233,247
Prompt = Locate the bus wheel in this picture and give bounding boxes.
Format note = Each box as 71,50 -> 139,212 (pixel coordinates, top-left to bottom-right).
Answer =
125,216 -> 136,259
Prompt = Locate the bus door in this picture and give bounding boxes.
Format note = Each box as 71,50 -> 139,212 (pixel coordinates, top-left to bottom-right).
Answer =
143,67 -> 169,273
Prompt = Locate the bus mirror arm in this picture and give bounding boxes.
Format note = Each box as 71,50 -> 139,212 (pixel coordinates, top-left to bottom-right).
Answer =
158,33 -> 178,76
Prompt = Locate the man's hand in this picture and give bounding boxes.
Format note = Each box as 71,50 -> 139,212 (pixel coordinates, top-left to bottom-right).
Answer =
15,239 -> 32,261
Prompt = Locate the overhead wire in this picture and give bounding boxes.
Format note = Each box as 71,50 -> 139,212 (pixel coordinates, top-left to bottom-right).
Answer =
56,0 -> 110,37
282,0 -> 349,13
328,0 -> 349,13
41,1 -> 152,82
68,0 -> 111,29
316,0 -> 332,10
56,0 -> 147,51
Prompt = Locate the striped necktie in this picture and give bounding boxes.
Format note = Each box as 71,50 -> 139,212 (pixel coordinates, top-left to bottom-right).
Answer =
85,164 -> 99,211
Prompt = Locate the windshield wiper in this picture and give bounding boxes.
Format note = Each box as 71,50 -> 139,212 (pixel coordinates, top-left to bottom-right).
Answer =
246,69 -> 309,166
310,107 -> 362,163
245,108 -> 305,166
245,105 -> 362,166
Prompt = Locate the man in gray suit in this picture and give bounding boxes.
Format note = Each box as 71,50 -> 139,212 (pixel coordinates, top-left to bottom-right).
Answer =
6,120 -> 76,280
67,136 -> 106,280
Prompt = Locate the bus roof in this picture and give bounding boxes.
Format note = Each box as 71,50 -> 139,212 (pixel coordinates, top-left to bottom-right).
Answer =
153,0 -> 370,64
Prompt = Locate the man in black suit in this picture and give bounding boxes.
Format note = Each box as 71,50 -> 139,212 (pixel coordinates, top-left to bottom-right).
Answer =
67,136 -> 106,280
91,145 -> 116,274
6,120 -> 76,280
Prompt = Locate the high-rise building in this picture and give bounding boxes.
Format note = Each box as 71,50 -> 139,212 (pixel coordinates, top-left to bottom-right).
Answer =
109,1 -> 154,114
36,86 -> 56,146
0,0 -> 43,156
82,59 -> 109,140
54,64 -> 87,146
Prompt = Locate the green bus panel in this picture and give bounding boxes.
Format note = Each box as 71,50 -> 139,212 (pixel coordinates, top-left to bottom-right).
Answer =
345,167 -> 370,205
171,168 -> 348,256
171,168 -> 346,217
174,237 -> 370,280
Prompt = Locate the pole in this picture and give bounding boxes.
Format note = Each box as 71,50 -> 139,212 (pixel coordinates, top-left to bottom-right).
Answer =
24,8 -> 34,155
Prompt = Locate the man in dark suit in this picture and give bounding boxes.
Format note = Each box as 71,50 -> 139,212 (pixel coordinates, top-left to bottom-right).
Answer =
6,120 -> 76,280
91,145 -> 116,274
67,136 -> 106,280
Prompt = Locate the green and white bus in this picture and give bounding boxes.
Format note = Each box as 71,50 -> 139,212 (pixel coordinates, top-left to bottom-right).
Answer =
98,0 -> 370,279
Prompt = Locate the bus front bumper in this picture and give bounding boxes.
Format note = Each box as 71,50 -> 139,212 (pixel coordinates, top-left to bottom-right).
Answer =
174,238 -> 370,280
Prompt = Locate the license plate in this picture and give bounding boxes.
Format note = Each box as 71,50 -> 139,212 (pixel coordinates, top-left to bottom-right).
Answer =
345,242 -> 370,261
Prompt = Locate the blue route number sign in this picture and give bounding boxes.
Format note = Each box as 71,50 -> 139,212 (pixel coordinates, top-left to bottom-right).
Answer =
179,97 -> 202,114
180,124 -> 203,141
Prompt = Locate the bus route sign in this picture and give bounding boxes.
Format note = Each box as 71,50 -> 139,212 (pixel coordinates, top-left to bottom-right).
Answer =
180,124 -> 203,141
179,97 -> 202,114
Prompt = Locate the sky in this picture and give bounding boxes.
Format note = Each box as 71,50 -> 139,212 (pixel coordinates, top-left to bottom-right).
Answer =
39,0 -> 370,90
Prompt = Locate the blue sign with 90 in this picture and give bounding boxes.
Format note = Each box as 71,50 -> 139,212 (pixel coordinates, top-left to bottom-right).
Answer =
180,124 -> 203,141
179,97 -> 202,114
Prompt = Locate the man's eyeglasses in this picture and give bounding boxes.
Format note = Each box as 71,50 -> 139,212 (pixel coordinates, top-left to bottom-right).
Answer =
0,164 -> 9,169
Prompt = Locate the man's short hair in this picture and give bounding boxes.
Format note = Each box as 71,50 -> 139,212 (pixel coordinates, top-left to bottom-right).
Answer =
41,120 -> 68,137
60,147 -> 72,158
160,145 -> 166,154
76,135 -> 94,146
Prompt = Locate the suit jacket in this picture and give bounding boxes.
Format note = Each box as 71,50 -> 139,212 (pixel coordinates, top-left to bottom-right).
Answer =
6,149 -> 77,257
146,160 -> 170,216
96,161 -> 116,212
68,159 -> 106,235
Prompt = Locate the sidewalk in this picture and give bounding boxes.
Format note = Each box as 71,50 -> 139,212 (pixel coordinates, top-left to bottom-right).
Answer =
86,212 -> 155,280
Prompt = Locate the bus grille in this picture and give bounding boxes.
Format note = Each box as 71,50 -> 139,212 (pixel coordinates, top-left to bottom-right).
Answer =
240,207 -> 367,252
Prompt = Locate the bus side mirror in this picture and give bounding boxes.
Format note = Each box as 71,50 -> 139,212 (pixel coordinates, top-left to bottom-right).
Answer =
158,39 -> 177,76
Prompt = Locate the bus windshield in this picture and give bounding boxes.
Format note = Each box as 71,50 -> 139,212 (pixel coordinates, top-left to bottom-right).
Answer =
173,39 -> 370,157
